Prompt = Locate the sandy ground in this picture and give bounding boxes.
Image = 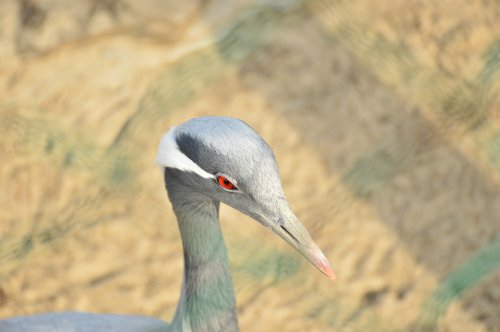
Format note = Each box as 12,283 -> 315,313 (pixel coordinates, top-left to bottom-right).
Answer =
0,1 -> 499,331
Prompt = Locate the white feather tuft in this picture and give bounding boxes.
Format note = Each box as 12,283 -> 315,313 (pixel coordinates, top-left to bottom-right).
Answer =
156,127 -> 214,179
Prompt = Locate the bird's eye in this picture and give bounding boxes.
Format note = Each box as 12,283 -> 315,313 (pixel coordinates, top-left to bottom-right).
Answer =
216,175 -> 238,191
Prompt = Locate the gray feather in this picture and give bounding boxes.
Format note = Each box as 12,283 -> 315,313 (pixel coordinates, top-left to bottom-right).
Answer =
0,116 -> 333,332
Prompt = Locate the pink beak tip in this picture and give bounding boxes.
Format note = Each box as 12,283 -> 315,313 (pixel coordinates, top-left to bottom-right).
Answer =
311,245 -> 336,281
319,262 -> 337,281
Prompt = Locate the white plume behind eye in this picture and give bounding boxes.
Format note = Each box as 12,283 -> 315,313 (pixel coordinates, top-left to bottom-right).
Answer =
156,126 -> 214,179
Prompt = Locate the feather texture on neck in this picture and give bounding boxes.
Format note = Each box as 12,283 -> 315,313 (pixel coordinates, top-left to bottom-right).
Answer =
165,169 -> 239,332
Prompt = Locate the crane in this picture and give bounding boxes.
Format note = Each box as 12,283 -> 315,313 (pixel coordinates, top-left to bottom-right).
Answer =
0,116 -> 335,332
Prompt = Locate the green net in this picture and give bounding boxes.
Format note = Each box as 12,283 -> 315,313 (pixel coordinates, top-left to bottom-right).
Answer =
0,0 -> 499,330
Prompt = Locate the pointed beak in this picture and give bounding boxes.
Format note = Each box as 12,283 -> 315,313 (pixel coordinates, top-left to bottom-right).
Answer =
266,203 -> 336,281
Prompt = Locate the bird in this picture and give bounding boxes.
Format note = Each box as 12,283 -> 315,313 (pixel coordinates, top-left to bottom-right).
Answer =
0,116 -> 335,332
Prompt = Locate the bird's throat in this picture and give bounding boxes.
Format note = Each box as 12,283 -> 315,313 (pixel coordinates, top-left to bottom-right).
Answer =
166,176 -> 239,332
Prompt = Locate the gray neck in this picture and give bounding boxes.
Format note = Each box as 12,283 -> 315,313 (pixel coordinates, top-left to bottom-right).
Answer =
165,171 -> 239,332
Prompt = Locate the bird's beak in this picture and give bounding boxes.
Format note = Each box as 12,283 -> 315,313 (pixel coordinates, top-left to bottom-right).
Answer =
265,202 -> 336,281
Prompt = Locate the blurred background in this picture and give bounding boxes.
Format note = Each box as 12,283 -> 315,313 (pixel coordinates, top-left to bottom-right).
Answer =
0,0 -> 499,331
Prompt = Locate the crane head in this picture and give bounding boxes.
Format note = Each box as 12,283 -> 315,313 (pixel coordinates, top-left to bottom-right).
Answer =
157,116 -> 335,280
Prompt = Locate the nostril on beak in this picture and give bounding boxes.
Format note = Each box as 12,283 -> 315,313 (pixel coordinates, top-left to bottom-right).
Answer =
274,216 -> 285,226
280,225 -> 299,244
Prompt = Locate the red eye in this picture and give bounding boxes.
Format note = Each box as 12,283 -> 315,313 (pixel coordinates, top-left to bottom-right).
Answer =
217,175 -> 237,190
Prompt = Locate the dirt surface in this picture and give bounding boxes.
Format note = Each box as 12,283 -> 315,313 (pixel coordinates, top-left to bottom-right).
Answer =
1,1 -> 499,331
